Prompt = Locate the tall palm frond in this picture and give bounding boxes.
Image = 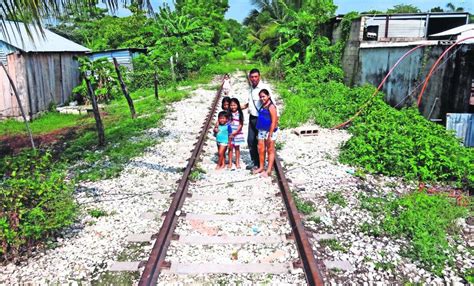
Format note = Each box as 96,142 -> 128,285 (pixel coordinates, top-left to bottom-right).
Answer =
0,0 -> 152,38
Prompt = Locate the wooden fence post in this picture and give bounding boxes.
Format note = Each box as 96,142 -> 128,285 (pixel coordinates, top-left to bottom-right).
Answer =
154,70 -> 159,100
84,75 -> 105,147
170,55 -> 176,82
112,58 -> 136,119
0,62 -> 35,150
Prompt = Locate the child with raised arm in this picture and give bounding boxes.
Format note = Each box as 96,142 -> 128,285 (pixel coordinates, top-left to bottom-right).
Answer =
252,89 -> 278,177
228,98 -> 245,169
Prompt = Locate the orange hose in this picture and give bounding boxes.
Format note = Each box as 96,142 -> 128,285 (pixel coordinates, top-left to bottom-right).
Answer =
417,36 -> 474,106
333,44 -> 428,129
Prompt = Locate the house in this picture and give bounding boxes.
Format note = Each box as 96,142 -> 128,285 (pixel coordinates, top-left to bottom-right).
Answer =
88,48 -> 146,71
0,21 -> 90,119
331,13 -> 473,123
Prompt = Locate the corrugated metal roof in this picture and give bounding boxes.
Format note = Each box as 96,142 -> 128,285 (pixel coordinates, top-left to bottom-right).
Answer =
446,113 -> 474,147
430,24 -> 474,37
0,21 -> 90,53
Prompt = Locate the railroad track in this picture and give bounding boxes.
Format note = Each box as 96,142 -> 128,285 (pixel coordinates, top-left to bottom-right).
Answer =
119,75 -> 324,285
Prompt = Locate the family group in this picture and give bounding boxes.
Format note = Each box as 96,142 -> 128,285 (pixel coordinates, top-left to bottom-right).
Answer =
213,69 -> 278,178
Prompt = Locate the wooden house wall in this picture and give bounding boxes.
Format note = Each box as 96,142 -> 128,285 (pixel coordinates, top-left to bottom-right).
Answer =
24,53 -> 81,117
0,53 -> 28,119
0,52 -> 82,119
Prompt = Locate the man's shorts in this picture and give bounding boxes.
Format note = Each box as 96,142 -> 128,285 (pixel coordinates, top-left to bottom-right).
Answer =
257,129 -> 278,141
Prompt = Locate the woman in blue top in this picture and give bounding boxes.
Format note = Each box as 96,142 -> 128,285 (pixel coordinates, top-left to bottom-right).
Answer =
253,89 -> 278,177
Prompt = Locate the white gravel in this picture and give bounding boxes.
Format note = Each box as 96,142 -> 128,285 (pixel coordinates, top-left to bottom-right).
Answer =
155,72 -> 306,285
278,118 -> 473,284
0,83 -> 220,284
1,71 -> 471,285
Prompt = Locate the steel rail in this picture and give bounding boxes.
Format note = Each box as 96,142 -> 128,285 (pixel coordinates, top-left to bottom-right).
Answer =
246,71 -> 324,285
139,80 -> 224,286
274,158 -> 324,286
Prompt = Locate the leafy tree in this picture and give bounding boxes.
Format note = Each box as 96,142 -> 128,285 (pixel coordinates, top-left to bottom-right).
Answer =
386,4 -> 421,14
361,10 -> 383,15
0,0 -> 152,35
430,6 -> 444,12
49,5 -> 155,51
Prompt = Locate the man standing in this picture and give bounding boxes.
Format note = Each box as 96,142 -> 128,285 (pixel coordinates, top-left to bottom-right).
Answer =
242,68 -> 272,170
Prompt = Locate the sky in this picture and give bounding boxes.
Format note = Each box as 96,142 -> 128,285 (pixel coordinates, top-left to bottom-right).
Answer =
103,0 -> 473,23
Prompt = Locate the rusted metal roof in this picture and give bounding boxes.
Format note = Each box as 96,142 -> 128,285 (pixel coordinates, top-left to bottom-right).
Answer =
0,21 -> 90,53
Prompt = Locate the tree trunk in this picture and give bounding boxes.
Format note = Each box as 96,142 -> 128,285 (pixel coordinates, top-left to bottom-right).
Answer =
84,75 -> 105,147
0,62 -> 35,150
154,70 -> 159,100
112,58 -> 136,119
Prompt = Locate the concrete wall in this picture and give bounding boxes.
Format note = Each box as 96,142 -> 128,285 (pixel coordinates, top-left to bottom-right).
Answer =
341,18 -> 363,86
352,44 -> 474,121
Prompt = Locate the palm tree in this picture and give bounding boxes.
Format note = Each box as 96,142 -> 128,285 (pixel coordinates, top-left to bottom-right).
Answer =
1,0 -> 151,36
446,2 -> 464,12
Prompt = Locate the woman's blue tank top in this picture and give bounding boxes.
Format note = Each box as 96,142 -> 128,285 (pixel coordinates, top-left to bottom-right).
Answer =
256,104 -> 277,131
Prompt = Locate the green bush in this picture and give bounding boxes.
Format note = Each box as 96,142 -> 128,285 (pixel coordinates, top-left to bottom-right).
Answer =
276,38 -> 473,187
340,104 -> 474,186
362,191 -> 468,275
0,150 -> 76,259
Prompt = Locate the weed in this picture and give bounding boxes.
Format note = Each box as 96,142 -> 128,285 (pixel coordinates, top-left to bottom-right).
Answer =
320,239 -> 347,252
354,169 -> 366,180
326,191 -> 347,207
361,190 -> 468,276
88,209 -> 108,218
308,216 -> 321,224
360,222 -> 381,237
190,165 -> 206,181
275,141 -> 285,151
384,181 -> 399,188
292,192 -> 315,215
0,150 -> 76,259
374,261 -> 395,272
464,268 -> 474,284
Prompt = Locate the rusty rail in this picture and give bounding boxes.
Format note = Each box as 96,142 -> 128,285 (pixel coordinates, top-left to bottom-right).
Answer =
274,158 -> 324,286
246,71 -> 324,285
138,80 -> 224,286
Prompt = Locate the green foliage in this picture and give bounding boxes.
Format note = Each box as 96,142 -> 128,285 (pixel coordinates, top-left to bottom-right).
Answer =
292,192 -> 316,215
0,113 -> 85,136
326,191 -> 347,207
0,150 -> 76,258
361,191 -> 469,275
190,166 -> 206,181
73,57 -> 124,104
308,216 -> 321,224
249,0 -> 473,187
374,261 -> 396,272
387,4 -> 421,14
320,239 -> 347,252
63,88 -> 175,181
340,105 -> 474,186
50,6 -> 155,51
88,209 -> 108,218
